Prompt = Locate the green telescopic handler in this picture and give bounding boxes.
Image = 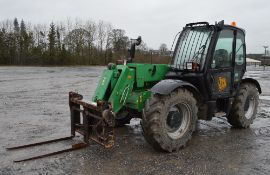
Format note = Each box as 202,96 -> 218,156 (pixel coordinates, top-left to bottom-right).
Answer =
7,21 -> 261,162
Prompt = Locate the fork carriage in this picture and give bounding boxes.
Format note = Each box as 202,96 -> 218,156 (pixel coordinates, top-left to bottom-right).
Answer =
69,91 -> 115,148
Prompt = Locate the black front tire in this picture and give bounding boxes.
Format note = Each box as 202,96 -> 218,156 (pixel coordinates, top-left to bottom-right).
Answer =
227,83 -> 259,128
141,88 -> 198,152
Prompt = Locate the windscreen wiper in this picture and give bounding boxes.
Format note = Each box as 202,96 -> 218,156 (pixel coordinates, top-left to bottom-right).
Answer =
192,45 -> 206,62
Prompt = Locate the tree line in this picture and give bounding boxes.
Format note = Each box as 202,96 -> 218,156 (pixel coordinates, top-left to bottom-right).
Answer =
0,18 -> 168,66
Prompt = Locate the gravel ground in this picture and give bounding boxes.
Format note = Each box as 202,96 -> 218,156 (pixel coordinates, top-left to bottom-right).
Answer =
0,66 -> 269,175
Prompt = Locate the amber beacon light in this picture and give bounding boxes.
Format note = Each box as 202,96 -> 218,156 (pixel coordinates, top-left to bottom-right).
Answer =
230,21 -> 237,27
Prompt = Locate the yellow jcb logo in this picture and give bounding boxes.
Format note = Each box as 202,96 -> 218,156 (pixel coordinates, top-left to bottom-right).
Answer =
218,77 -> 227,92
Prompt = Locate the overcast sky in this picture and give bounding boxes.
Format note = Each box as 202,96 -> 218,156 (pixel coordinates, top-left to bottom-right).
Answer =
0,0 -> 269,53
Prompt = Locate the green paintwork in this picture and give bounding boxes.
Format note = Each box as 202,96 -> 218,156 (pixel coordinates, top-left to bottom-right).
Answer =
125,90 -> 152,112
92,63 -> 169,114
127,63 -> 169,87
92,69 -> 114,101
108,65 -> 135,113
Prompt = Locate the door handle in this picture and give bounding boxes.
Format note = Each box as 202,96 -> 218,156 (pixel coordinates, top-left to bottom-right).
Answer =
210,74 -> 214,83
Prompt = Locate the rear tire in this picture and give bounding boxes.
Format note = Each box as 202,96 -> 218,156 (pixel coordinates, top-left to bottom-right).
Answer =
227,83 -> 259,128
141,88 -> 198,152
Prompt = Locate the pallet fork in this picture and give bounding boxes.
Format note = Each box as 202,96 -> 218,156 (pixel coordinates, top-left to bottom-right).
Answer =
6,92 -> 115,162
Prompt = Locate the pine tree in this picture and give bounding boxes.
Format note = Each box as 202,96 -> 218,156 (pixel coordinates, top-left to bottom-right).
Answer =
20,19 -> 29,64
13,18 -> 20,64
13,18 -> 20,33
48,22 -> 56,60
0,29 -> 5,64
56,27 -> 61,57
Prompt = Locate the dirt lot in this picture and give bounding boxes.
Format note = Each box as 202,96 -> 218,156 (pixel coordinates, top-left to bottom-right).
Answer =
0,66 -> 269,175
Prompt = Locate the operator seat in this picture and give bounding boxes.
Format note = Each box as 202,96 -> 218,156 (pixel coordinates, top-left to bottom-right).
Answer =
214,49 -> 230,67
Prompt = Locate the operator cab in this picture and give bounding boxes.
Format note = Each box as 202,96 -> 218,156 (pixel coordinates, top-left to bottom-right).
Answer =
168,21 -> 246,101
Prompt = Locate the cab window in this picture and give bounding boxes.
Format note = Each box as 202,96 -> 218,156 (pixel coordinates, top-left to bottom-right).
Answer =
211,30 -> 234,68
235,32 -> 245,66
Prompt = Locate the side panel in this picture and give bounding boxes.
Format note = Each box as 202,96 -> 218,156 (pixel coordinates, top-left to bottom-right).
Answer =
123,63 -> 169,112
208,70 -> 232,98
125,91 -> 152,112
127,63 -> 169,87
108,66 -> 135,113
92,69 -> 114,101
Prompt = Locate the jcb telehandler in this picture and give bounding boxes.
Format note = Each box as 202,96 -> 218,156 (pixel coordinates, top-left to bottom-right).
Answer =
7,20 -> 261,162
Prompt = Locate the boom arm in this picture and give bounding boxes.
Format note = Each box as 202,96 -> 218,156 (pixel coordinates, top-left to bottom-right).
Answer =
92,63 -> 169,113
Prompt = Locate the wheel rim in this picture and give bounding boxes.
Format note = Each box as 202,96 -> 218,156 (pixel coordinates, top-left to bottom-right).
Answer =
166,103 -> 191,139
244,95 -> 256,119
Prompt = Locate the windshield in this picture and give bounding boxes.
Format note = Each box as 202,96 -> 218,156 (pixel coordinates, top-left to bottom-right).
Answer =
172,27 -> 213,70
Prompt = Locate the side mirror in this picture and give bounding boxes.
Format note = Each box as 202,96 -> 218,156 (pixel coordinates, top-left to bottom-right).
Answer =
215,20 -> 224,31
128,36 -> 142,62
136,36 -> 142,46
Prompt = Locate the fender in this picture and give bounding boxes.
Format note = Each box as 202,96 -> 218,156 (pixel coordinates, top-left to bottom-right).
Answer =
241,78 -> 262,94
151,79 -> 200,96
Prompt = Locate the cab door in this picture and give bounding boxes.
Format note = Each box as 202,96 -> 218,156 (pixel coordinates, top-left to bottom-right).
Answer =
208,29 -> 236,99
233,31 -> 246,91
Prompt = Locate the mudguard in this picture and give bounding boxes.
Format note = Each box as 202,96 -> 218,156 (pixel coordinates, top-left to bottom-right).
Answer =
241,78 -> 262,94
151,79 -> 199,95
